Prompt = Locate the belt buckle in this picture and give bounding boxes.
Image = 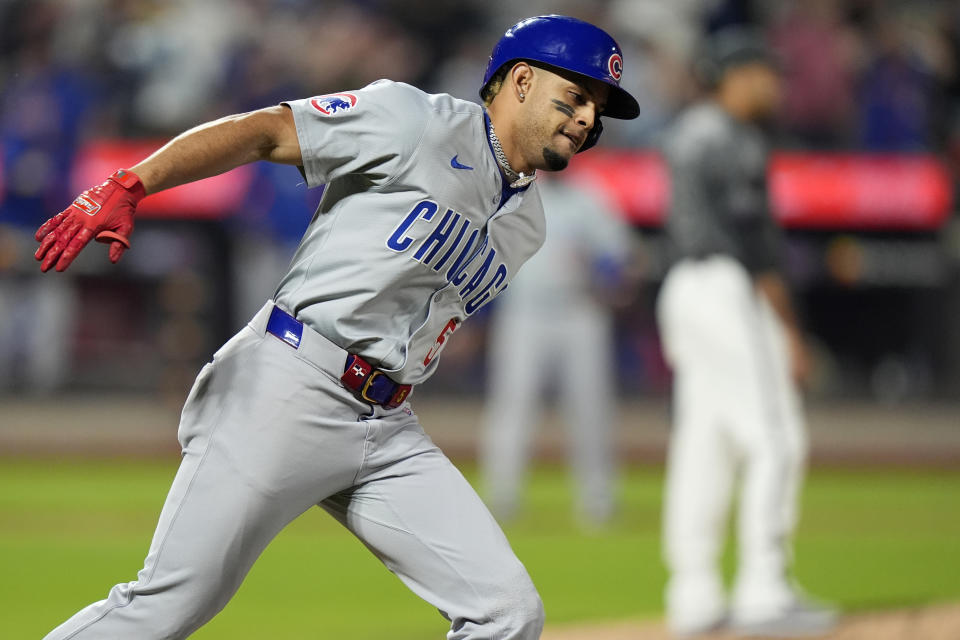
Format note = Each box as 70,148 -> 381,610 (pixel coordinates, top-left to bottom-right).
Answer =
360,371 -> 387,404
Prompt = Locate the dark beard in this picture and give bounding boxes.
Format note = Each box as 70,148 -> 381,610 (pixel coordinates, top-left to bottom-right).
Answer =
542,147 -> 568,171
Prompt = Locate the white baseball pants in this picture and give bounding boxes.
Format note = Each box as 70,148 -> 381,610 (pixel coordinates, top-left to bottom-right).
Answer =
656,257 -> 808,631
44,301 -> 544,640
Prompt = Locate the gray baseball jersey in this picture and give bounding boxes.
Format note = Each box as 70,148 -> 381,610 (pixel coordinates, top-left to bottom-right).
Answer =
44,80 -> 549,640
275,80 -> 545,384
661,101 -> 781,274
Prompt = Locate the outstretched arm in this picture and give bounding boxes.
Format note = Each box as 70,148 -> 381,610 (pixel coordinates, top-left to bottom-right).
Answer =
35,105 -> 301,272
131,105 -> 301,194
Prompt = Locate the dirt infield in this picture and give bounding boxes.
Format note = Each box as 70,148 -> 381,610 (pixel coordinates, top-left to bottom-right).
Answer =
541,602 -> 960,640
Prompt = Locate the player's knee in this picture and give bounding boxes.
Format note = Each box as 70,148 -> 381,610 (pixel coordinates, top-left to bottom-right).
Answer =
495,581 -> 545,639
102,573 -> 232,638
521,589 -> 547,635
139,597 -> 225,639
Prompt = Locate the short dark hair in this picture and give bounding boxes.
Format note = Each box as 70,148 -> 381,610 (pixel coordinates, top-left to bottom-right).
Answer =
481,63 -> 511,105
694,27 -> 779,89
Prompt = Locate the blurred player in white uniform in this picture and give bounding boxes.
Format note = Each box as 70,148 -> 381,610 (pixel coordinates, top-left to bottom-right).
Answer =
481,175 -> 638,527
656,29 -> 836,637
33,16 -> 639,640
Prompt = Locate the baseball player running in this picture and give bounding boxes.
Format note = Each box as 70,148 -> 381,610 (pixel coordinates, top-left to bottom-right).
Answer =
34,15 -> 639,640
656,29 -> 836,637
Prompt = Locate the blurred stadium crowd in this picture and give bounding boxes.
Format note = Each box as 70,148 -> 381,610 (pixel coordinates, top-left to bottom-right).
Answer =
2,0 -> 960,401
4,0 -> 960,149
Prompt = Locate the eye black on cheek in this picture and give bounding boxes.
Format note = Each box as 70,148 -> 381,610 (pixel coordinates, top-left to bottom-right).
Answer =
550,99 -> 575,117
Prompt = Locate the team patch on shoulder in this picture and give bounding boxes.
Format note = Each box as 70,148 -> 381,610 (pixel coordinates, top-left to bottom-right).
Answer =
310,93 -> 358,116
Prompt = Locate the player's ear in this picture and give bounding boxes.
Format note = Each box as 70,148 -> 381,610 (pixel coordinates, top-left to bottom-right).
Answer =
508,62 -> 535,103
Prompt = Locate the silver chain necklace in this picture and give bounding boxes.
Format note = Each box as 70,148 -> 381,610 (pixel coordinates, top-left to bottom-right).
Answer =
488,121 -> 536,188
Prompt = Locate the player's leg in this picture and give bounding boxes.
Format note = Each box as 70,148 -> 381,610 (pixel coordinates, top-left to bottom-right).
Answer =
0,277 -> 18,389
729,297 -> 834,634
559,302 -> 616,526
661,368 -> 737,634
726,360 -> 794,620
26,274 -> 77,392
480,304 -> 548,520
44,325 -> 370,640
759,297 -> 809,554
662,261 -> 798,625
731,299 -> 803,605
323,407 -> 544,640
657,260 -> 745,634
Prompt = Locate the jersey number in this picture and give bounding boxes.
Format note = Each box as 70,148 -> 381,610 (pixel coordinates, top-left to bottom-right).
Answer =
423,319 -> 459,366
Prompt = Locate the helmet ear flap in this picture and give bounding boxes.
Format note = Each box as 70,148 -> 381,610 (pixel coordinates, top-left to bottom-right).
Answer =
579,118 -> 603,152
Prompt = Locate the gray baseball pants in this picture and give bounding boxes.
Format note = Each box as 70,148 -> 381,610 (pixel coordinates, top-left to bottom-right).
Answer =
44,301 -> 544,640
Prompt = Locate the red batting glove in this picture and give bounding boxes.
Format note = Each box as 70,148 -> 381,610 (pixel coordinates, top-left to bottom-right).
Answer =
35,169 -> 146,272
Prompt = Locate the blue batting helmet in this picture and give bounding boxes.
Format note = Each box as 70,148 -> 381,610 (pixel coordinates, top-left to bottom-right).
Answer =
481,15 -> 639,150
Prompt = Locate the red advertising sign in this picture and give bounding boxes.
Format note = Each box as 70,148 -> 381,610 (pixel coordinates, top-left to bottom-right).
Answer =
567,150 -> 953,230
565,149 -> 670,227
769,152 -> 952,230
1,142 -> 953,229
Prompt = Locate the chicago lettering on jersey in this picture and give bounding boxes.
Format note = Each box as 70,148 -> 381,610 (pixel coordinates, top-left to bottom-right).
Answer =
386,199 -> 510,315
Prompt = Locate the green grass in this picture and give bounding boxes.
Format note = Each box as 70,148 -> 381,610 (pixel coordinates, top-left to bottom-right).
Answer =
1,460 -> 959,638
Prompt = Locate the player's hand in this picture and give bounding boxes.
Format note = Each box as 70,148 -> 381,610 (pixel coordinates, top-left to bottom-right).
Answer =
787,327 -> 812,388
34,169 -> 146,272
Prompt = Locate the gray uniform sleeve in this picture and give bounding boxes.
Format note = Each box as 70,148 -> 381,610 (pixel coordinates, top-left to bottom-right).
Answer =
283,80 -> 428,188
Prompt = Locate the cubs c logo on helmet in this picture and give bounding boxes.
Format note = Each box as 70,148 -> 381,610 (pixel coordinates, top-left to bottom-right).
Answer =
608,53 -> 623,82
310,93 -> 358,116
